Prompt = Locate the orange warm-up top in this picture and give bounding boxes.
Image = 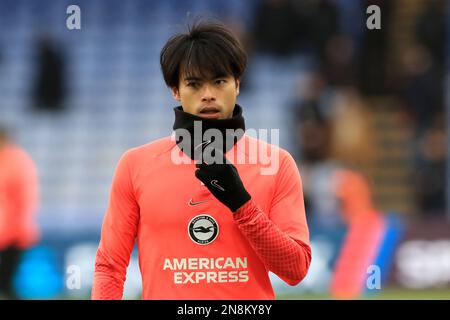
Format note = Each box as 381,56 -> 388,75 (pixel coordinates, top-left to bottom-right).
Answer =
0,143 -> 40,250
92,134 -> 311,299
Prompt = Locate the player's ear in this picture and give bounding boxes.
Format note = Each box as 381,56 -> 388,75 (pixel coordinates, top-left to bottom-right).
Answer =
235,79 -> 240,96
171,87 -> 181,101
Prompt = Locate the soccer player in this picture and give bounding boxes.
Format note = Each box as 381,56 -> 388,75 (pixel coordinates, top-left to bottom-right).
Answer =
0,126 -> 40,299
92,21 -> 311,300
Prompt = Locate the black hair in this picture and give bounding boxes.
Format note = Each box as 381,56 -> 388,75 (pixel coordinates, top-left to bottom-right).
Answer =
160,20 -> 247,88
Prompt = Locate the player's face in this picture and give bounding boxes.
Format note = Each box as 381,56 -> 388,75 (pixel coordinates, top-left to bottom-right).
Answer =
171,75 -> 240,119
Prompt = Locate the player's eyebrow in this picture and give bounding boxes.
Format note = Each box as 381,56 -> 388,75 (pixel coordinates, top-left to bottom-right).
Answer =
184,76 -> 202,82
185,74 -> 229,81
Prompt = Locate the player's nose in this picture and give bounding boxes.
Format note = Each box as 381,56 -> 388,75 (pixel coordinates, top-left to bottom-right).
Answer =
201,84 -> 216,102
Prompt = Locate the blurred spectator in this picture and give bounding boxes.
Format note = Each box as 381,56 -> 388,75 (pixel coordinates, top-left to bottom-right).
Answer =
402,1 -> 446,216
31,36 -> 67,112
401,0 -> 445,132
251,0 -> 305,56
415,0 -> 445,69
293,70 -> 377,228
322,34 -> 358,87
358,0 -> 392,95
250,0 -> 340,59
0,126 -> 40,299
292,71 -> 333,225
293,71 -> 333,163
328,86 -> 375,168
299,0 -> 340,61
401,44 -> 443,132
415,113 -> 447,216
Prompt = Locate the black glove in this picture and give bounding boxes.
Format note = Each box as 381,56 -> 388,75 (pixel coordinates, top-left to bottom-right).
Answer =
195,149 -> 251,212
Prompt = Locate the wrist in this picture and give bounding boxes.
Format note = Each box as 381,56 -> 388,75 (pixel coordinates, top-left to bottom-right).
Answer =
232,198 -> 258,221
229,190 -> 251,213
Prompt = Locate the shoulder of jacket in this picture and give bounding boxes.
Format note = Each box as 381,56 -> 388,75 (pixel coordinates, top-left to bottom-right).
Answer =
240,134 -> 290,159
123,135 -> 176,160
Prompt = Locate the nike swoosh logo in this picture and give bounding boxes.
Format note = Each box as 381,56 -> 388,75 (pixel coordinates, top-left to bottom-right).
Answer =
195,140 -> 212,151
211,180 -> 225,191
188,199 -> 210,206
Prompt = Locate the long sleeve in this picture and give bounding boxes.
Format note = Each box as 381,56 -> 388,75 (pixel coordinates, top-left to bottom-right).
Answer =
233,151 -> 311,285
14,149 -> 40,249
92,151 -> 140,300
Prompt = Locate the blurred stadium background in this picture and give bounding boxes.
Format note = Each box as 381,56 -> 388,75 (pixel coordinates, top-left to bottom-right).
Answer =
0,0 -> 449,299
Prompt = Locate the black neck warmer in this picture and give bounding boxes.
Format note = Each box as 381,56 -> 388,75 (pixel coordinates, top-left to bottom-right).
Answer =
173,104 -> 246,160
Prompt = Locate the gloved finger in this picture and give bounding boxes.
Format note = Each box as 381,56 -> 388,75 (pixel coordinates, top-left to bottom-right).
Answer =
195,164 -> 219,177
196,162 -> 213,170
195,168 -> 209,182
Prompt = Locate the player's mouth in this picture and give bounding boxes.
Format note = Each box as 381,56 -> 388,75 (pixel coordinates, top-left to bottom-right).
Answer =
198,106 -> 222,119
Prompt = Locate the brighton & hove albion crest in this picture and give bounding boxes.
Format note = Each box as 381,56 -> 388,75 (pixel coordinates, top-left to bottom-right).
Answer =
188,215 -> 219,245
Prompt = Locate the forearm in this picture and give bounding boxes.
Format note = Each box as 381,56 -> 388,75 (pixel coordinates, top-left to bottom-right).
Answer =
91,249 -> 126,300
233,199 -> 311,285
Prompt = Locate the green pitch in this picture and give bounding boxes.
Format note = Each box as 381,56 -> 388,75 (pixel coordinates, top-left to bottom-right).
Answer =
276,288 -> 450,300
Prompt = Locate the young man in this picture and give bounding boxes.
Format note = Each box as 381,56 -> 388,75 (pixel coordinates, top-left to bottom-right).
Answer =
92,21 -> 311,300
0,126 -> 40,299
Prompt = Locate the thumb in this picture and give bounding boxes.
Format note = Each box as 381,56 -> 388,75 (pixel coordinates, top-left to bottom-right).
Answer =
195,168 -> 208,182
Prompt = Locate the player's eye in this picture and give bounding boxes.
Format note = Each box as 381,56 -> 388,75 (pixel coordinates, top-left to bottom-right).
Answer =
215,79 -> 226,85
187,82 -> 199,88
